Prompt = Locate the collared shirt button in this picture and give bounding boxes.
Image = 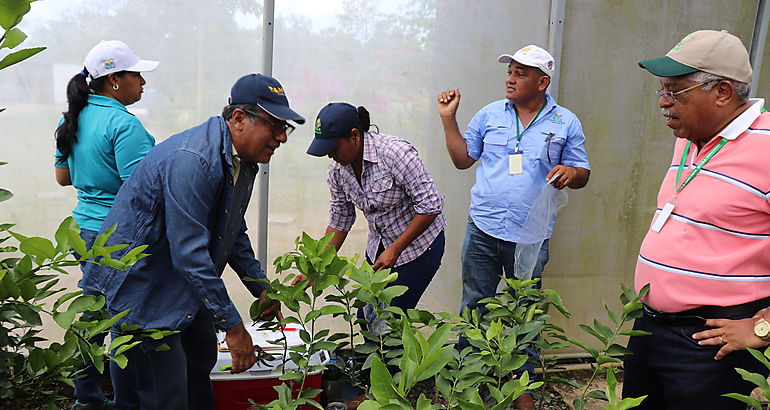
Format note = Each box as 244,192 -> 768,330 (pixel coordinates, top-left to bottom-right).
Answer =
224,209 -> 229,214
203,298 -> 209,303
218,235 -> 223,240
187,314 -> 193,319
220,319 -> 226,323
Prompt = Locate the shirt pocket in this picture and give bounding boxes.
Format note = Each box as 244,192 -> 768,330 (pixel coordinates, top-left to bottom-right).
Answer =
482,118 -> 512,153
540,133 -> 567,164
368,173 -> 400,211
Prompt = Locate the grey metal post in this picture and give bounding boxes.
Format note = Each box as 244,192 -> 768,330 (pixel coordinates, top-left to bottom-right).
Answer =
256,0 -> 275,265
548,0 -> 566,102
750,0 -> 769,98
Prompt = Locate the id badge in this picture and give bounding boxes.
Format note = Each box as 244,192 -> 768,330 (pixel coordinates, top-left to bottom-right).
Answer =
508,153 -> 523,175
651,197 -> 676,233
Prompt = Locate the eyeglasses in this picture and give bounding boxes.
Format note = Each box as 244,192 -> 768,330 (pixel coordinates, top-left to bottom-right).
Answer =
655,81 -> 710,104
243,109 -> 295,137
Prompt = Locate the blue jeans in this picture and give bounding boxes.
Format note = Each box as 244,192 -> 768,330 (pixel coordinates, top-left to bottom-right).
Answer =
111,308 -> 217,410
74,229 -> 109,404
458,219 -> 550,376
623,310 -> 770,410
360,231 -> 445,331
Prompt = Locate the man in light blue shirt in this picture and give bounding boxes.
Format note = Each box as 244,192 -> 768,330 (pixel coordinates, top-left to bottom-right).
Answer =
437,45 -> 590,410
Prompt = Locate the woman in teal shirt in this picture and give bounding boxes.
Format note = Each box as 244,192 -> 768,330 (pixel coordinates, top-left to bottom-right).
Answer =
54,40 -> 158,410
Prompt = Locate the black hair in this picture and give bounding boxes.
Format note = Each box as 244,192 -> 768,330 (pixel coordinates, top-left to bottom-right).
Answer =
222,103 -> 264,121
355,106 -> 371,134
54,68 -> 121,164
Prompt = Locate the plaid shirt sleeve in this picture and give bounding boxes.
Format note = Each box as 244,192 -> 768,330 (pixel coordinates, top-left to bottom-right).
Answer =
390,143 -> 444,216
327,166 -> 356,232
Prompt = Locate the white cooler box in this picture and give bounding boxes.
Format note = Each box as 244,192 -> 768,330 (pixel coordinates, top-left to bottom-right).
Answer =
210,323 -> 330,409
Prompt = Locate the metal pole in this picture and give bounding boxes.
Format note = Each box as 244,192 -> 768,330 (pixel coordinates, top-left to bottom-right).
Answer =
256,0 -> 275,266
750,0 -> 769,98
547,0 -> 566,102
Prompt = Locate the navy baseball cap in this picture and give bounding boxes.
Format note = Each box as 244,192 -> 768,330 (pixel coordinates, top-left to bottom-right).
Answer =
307,102 -> 361,157
229,73 -> 305,124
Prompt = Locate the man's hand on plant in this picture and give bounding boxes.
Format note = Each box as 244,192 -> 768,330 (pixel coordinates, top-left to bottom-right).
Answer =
290,273 -> 310,287
692,317 -> 770,360
225,322 -> 256,373
256,288 -> 281,321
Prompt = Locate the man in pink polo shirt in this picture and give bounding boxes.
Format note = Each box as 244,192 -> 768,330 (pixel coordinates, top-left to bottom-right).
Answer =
625,30 -> 770,409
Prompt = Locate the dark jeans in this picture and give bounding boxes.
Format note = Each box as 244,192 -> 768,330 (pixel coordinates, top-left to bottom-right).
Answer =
74,229 -> 108,404
457,219 -> 550,379
623,310 -> 770,410
360,231 -> 445,328
111,308 -> 217,410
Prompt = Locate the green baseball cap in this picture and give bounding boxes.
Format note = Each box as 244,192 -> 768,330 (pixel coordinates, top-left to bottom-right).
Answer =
639,30 -> 752,83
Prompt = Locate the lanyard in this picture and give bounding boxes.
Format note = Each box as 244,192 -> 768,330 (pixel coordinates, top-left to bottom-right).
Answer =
675,137 -> 728,192
513,101 -> 547,152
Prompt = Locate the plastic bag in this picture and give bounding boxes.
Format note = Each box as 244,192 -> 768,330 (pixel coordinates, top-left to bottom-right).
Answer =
514,182 -> 568,280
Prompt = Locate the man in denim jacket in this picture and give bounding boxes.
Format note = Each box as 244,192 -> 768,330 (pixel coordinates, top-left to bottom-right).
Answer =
81,73 -> 304,409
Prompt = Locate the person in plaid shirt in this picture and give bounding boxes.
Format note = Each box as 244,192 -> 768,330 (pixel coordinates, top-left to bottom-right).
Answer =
304,102 -> 446,323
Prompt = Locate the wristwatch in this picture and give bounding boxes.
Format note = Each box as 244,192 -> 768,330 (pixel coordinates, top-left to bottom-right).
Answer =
754,317 -> 770,341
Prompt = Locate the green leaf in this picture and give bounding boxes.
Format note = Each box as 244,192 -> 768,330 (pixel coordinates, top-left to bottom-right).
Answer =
735,368 -> 770,390
619,330 -> 652,337
604,303 -> 620,325
15,303 -> 42,325
93,224 -> 116,248
111,354 -> 128,369
369,355 -> 400,404
721,393 -> 761,409
379,285 -> 408,303
0,46 -> 45,70
19,236 -> 56,259
28,348 -> 45,372
18,278 -> 35,300
593,319 -> 614,339
1,27 -> 26,49
579,323 -> 607,344
416,394 -> 432,410
606,343 -> 633,356
586,389 -> 607,400
108,334 -> 134,351
119,244 -> 149,263
54,217 -> 77,253
100,258 -> 126,270
2,273 -> 20,298
0,0 -> 31,30
67,229 -> 86,259
0,188 -> 12,202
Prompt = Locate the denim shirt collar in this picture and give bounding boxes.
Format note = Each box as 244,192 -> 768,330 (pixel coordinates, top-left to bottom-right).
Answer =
219,117 -> 234,169
87,94 -> 133,115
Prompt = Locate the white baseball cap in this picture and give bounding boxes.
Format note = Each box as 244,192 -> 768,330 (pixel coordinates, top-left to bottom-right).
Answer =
498,45 -> 555,77
84,40 -> 159,79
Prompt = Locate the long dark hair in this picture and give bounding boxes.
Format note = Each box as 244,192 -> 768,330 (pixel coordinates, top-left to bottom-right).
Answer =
355,106 -> 373,134
54,67 -> 111,164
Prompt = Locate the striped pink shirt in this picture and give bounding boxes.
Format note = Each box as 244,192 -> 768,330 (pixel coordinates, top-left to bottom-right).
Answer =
636,100 -> 770,312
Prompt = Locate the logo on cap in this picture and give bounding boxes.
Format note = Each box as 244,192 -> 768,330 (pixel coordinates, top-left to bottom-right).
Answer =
103,59 -> 115,70
268,86 -> 285,95
671,34 -> 693,52
547,61 -> 554,70
314,118 -> 322,135
520,47 -> 531,53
